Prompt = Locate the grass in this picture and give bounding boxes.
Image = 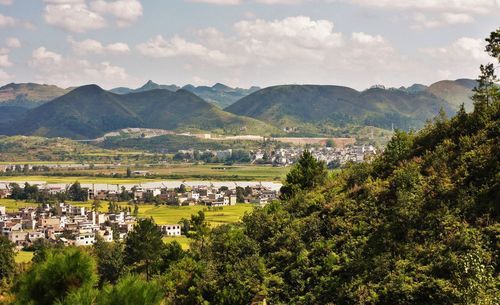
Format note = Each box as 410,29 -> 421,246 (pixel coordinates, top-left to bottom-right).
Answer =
0,164 -> 288,182
0,176 -> 162,184
163,236 -> 192,250
15,251 -> 34,264
0,199 -> 37,212
70,202 -> 255,226
137,204 -> 254,226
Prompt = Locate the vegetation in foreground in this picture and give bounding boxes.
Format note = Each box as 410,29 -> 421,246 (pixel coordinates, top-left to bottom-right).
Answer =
0,29 -> 497,305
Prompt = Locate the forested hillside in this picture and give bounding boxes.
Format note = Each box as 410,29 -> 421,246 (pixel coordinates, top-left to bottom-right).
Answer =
225,81 -> 473,132
0,85 -> 276,139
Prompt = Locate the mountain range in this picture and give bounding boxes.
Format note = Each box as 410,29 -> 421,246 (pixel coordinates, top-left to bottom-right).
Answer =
0,83 -> 72,108
110,80 -> 260,108
225,79 -> 476,132
0,78 -> 476,140
0,85 -> 275,139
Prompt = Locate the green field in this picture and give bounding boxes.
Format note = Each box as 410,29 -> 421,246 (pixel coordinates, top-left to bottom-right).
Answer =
0,176 -> 162,184
137,204 -> 254,226
0,164 -> 288,182
15,251 -> 34,263
0,199 -> 37,212
163,236 -> 192,250
71,202 -> 255,227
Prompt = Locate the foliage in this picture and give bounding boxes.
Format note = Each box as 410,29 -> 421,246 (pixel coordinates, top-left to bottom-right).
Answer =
0,237 -> 15,280
124,218 -> 164,280
280,150 -> 327,200
14,248 -> 97,305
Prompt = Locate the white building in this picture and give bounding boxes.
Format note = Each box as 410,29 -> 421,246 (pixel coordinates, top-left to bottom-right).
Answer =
160,224 -> 181,236
75,232 -> 96,246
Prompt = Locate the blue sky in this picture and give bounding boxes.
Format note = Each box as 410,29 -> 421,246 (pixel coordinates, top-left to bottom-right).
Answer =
0,0 -> 498,89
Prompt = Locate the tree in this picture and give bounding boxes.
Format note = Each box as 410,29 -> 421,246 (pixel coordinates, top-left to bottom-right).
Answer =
189,211 -> 210,250
280,150 -> 327,200
119,186 -> 130,202
9,183 -> 24,200
91,199 -> 102,212
0,236 -> 15,280
126,167 -> 132,178
15,248 -> 97,305
97,275 -> 164,305
124,218 -> 164,280
68,182 -> 88,202
93,236 -> 126,286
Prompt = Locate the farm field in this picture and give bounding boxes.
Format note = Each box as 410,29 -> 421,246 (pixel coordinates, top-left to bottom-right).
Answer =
0,164 -> 289,182
0,176 -> 162,184
0,199 -> 37,212
71,202 -> 255,226
163,236 -> 192,250
15,251 -> 34,263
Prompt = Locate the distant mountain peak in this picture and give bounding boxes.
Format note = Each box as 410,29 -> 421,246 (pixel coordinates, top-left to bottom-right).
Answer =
139,80 -> 159,90
72,84 -> 104,94
212,83 -> 231,90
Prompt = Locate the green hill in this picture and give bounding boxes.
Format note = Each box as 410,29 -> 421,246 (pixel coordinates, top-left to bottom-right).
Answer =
0,83 -> 71,108
1,85 -> 276,139
225,84 -> 456,131
426,78 -> 476,111
111,81 -> 259,108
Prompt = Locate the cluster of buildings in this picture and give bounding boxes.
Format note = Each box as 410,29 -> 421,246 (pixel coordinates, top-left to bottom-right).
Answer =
91,183 -> 278,206
0,182 -> 280,249
252,145 -> 378,166
0,203 -> 144,249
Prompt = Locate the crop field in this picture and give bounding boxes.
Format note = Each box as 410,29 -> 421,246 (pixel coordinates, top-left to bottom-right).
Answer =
71,202 -> 255,226
163,236 -> 192,250
0,199 -> 37,212
0,176 -> 162,184
15,251 -> 34,263
0,164 -> 289,182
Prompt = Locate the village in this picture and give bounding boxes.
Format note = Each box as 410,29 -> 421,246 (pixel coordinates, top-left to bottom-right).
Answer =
174,144 -> 378,167
0,182 -> 278,250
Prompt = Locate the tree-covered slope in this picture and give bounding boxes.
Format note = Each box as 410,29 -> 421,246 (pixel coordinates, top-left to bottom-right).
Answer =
1,85 -> 276,139
111,80 -> 259,108
158,29 -> 499,304
0,83 -> 71,108
226,82 -> 469,131
426,79 -> 476,111
7,85 -> 142,139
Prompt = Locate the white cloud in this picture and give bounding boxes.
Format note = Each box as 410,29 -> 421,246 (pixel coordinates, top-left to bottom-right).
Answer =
412,12 -> 474,29
0,14 -> 16,28
420,37 -> 488,61
5,37 -> 21,48
106,42 -> 130,53
137,35 -> 229,63
69,37 -> 130,55
0,0 -> 13,5
43,0 -> 142,32
44,1 -> 106,32
0,54 -> 12,68
30,47 -> 63,66
188,0 -> 241,5
0,69 -> 11,82
344,0 -> 500,14
29,46 -> 130,88
89,0 -> 143,26
352,32 -> 385,44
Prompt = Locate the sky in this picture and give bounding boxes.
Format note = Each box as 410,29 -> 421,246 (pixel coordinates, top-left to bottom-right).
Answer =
0,0 -> 498,90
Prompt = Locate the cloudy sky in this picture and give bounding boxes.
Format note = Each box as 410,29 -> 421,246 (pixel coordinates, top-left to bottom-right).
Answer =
0,0 -> 498,90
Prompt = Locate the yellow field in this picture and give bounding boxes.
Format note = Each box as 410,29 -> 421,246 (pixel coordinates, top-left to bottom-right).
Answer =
163,236 -> 192,250
15,251 -> 34,263
0,199 -> 37,212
